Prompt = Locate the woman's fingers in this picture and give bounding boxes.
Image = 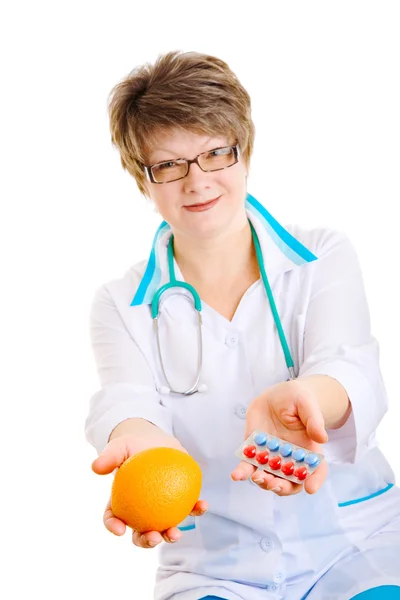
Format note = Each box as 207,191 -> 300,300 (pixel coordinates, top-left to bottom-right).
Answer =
239,461 -> 327,496
250,459 -> 328,496
92,436 -> 136,475
232,462 -> 302,496
231,460 -> 257,481
133,526 -> 182,548
231,461 -> 301,495
250,470 -> 303,496
249,462 -> 328,496
133,502 -> 209,547
161,526 -> 182,544
190,499 -> 209,516
103,497 -> 126,535
103,494 -> 205,547
132,529 -> 164,548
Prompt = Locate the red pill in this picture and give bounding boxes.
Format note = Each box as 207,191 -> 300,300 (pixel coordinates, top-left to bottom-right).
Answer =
243,445 -> 257,458
294,466 -> 308,481
256,451 -> 269,465
269,456 -> 282,470
281,461 -> 295,476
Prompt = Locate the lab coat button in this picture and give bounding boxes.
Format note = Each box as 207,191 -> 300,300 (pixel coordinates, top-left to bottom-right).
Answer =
273,571 -> 285,583
260,537 -> 274,552
225,333 -> 238,347
267,584 -> 279,593
235,404 -> 247,419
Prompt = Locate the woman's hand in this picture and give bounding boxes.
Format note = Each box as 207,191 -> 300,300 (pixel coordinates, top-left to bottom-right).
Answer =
231,379 -> 329,496
92,434 -> 209,548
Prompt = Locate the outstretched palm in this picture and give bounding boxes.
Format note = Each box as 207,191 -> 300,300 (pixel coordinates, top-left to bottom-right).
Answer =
231,380 -> 328,496
93,434 -> 208,548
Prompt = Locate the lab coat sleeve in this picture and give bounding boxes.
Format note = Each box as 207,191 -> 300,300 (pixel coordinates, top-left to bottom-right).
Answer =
297,230 -> 388,464
85,284 -> 173,454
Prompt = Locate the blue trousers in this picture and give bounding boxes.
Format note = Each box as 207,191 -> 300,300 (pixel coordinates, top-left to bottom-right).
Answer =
198,588 -> 400,599
351,587 -> 400,599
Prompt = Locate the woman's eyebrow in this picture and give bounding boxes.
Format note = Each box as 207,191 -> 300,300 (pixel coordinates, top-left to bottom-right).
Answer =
150,138 -> 223,161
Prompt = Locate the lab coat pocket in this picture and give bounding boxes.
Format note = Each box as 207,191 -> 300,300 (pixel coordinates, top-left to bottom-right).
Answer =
194,514 -> 277,587
177,514 -> 196,532
335,481 -> 400,546
158,514 -> 200,574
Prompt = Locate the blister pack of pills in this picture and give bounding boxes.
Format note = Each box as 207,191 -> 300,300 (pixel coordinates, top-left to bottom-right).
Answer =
234,430 -> 324,483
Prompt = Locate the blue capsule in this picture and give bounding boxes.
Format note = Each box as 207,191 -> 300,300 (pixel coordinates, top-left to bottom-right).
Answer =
267,437 -> 280,451
280,443 -> 293,457
254,433 -> 267,446
293,448 -> 306,462
305,453 -> 320,467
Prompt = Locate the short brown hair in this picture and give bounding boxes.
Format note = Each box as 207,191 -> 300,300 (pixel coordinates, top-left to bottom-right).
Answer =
107,51 -> 255,195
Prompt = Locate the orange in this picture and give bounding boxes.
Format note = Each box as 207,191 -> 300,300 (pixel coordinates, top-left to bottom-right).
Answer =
111,447 -> 202,533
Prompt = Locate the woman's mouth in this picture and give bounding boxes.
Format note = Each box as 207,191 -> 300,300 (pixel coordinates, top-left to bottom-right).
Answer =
184,196 -> 221,212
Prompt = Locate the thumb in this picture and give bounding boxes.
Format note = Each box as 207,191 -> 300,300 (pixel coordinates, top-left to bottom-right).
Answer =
91,436 -> 133,475
297,396 -> 328,444
306,417 -> 328,444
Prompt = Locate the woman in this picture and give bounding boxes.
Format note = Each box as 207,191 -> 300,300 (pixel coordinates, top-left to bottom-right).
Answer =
85,51 -> 400,599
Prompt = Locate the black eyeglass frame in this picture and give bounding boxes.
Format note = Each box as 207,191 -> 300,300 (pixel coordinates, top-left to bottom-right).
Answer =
143,143 -> 241,184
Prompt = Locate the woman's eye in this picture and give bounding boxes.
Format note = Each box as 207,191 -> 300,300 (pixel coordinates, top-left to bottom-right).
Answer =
209,147 -> 230,158
159,161 -> 176,169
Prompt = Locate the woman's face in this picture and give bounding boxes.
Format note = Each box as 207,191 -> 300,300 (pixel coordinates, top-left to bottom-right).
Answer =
143,129 -> 248,240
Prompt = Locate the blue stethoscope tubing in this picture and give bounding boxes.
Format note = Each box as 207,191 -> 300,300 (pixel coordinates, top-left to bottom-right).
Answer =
151,220 -> 296,395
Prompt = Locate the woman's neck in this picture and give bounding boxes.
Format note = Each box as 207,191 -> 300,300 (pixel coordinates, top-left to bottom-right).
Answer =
172,220 -> 258,288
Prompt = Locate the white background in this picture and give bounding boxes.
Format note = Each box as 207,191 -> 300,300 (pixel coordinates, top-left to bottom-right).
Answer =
1,2 -> 399,598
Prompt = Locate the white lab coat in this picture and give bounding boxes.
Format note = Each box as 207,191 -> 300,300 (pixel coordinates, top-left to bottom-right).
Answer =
85,194 -> 400,600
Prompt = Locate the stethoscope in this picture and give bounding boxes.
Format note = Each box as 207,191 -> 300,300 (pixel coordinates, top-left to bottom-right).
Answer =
151,220 -> 296,395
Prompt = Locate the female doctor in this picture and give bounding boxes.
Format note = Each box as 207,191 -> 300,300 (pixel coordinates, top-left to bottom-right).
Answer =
86,51 -> 400,600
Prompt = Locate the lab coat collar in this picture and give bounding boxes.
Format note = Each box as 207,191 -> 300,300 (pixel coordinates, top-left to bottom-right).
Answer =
130,193 -> 317,306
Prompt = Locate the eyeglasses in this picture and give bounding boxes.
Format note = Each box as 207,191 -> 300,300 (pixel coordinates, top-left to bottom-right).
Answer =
143,143 -> 240,184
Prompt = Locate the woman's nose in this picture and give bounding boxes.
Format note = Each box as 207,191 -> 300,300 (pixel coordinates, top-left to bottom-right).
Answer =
183,161 -> 212,192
